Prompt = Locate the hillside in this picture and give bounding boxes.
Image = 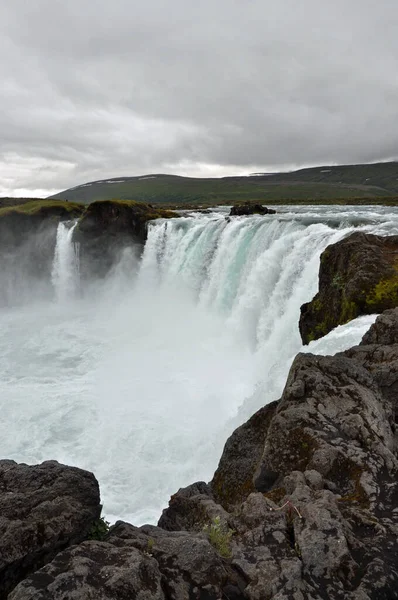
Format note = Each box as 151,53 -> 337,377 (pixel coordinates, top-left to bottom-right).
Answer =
49,161 -> 398,206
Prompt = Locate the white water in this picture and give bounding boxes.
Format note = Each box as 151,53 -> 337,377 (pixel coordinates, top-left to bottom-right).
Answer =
1,206 -> 398,524
51,222 -> 79,302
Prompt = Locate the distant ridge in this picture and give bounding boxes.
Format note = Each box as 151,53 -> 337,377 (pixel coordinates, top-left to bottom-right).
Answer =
49,161 -> 398,206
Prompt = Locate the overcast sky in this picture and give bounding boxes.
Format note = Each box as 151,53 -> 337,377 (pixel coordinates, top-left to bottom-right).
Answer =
1,0 -> 398,197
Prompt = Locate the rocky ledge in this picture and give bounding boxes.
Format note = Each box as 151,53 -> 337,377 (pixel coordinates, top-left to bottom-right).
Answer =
73,200 -> 178,278
4,309 -> 398,599
300,231 -> 398,344
229,203 -> 276,216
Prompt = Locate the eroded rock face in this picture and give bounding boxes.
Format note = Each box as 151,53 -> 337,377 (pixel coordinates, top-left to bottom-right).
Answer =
6,310 -> 398,599
73,200 -> 178,279
229,203 -> 276,216
299,232 -> 398,344
0,460 -> 101,598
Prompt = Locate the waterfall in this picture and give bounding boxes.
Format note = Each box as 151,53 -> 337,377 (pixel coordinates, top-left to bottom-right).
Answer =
141,215 -> 352,346
2,206 -> 398,524
51,222 -> 79,302
140,213 -> 357,420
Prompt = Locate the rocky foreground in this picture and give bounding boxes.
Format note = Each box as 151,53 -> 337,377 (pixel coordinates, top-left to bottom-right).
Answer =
2,309 -> 398,599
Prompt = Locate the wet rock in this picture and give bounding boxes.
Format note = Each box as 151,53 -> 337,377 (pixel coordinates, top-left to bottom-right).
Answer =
229,203 -> 276,216
0,460 -> 100,598
299,231 -> 398,344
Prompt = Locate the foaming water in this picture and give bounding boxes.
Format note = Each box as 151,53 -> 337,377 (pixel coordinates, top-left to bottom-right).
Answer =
0,207 -> 397,524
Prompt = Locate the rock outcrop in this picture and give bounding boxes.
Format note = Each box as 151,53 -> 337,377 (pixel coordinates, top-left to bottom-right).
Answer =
299,231 -> 398,344
230,203 -> 276,216
5,310 -> 398,599
73,200 -> 178,278
0,460 -> 101,598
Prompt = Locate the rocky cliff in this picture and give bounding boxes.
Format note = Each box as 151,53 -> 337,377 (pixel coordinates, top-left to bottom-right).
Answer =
4,309 -> 398,599
299,232 -> 398,344
73,200 -> 178,278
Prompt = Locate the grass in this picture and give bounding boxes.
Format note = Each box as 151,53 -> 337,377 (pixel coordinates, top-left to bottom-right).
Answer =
203,516 -> 234,558
0,199 -> 85,217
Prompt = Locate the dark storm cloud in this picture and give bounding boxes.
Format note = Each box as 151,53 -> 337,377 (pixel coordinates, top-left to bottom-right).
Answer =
1,0 -> 398,195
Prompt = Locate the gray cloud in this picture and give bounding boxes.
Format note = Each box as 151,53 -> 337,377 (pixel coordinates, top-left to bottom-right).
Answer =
1,0 -> 398,196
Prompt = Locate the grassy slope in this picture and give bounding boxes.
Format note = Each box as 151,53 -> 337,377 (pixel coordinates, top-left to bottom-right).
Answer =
0,200 -> 84,217
48,162 -> 398,206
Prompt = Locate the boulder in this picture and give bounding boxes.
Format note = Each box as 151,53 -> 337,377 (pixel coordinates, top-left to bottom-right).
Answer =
211,402 -> 278,509
0,460 -> 101,598
10,522 -> 246,600
229,203 -> 276,216
73,200 -> 178,278
299,231 -> 398,344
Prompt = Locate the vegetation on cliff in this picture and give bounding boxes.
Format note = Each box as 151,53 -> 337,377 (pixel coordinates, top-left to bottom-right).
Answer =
299,232 -> 398,343
0,199 -> 84,219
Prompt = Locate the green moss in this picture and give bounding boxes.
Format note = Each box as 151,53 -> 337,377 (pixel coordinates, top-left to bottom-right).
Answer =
263,486 -> 287,504
341,297 -> 358,322
365,275 -> 398,308
0,200 -> 84,217
329,455 -> 369,508
212,472 -> 255,509
88,516 -> 110,540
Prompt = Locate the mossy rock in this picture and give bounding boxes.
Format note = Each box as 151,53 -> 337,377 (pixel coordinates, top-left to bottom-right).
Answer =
211,402 -> 278,510
299,232 -> 398,344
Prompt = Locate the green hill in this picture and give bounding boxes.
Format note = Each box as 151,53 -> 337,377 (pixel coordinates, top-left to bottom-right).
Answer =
49,162 -> 398,206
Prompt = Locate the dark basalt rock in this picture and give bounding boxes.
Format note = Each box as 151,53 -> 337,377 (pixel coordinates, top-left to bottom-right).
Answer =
0,460 -> 100,598
211,402 -> 278,509
73,200 -> 178,279
299,231 -> 398,344
229,203 -> 276,216
10,522 -> 246,600
6,310 -> 398,599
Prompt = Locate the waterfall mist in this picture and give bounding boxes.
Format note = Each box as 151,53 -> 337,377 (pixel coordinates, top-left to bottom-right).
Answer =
1,205 -> 398,524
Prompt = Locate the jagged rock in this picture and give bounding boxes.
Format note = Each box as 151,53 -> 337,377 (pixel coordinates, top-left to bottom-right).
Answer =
211,402 -> 278,509
157,481 -> 229,532
229,203 -> 276,216
10,522 -> 246,600
73,200 -> 178,278
0,460 -> 101,598
299,231 -> 398,344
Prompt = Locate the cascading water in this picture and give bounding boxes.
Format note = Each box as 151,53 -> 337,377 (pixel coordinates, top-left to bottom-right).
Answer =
1,205 -> 398,524
51,221 -> 79,302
